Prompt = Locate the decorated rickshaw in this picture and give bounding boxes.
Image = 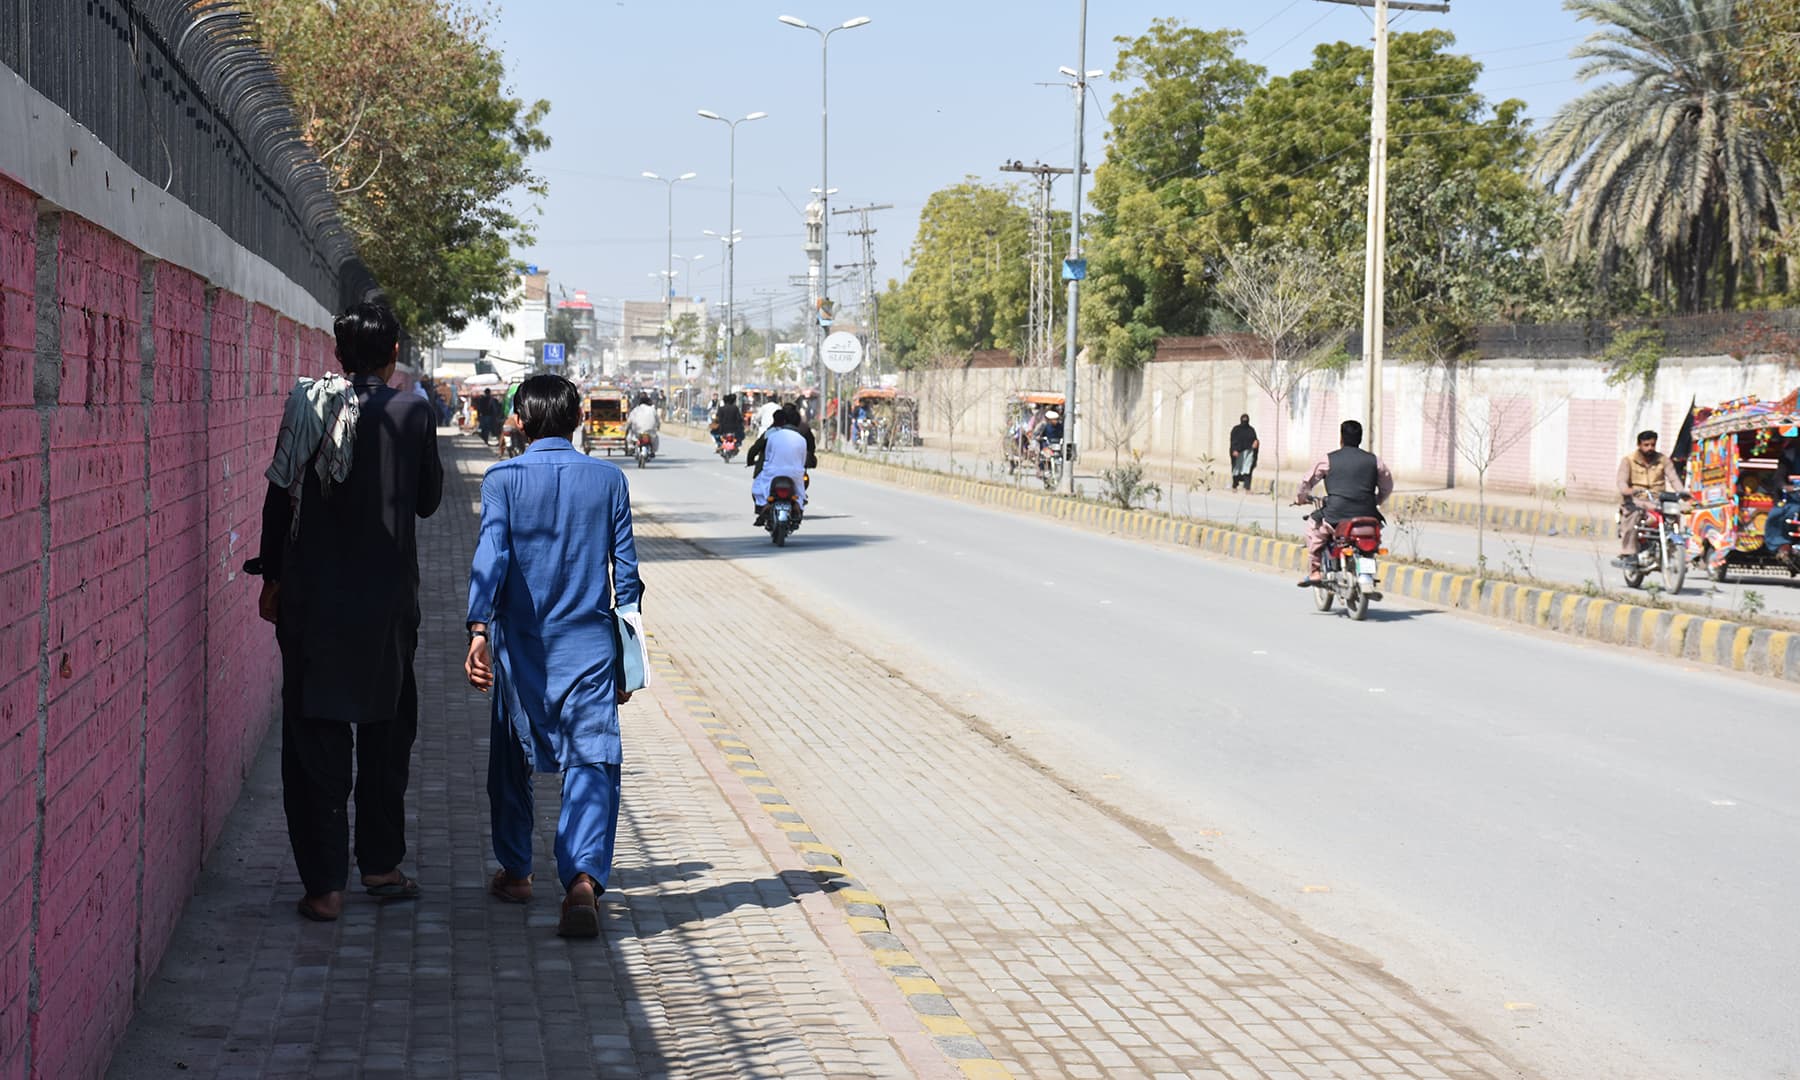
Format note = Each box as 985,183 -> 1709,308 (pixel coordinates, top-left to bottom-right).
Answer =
1686,390 -> 1800,581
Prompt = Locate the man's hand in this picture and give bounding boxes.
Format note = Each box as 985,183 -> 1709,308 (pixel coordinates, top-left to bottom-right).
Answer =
617,688 -> 633,706
466,630 -> 494,692
258,581 -> 280,625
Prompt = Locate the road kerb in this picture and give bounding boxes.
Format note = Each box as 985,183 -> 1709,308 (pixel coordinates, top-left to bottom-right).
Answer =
807,449 -> 1800,685
645,649 -> 1016,1079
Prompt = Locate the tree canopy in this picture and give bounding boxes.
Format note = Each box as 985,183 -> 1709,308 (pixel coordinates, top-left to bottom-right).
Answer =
880,179 -> 1032,368
247,0 -> 551,338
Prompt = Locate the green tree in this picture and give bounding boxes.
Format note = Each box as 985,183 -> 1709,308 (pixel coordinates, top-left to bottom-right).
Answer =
247,0 -> 551,337
1082,20 -> 1264,369
1534,0 -> 1788,311
545,309 -> 579,353
1737,0 -> 1800,283
881,179 -> 1031,368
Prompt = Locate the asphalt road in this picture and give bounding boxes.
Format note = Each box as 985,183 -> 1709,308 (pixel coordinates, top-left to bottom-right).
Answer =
624,434 -> 1800,1080
849,440 -> 1800,621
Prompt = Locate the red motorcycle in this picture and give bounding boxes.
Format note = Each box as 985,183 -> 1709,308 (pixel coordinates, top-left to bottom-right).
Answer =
717,432 -> 739,463
1303,502 -> 1385,621
634,432 -> 654,469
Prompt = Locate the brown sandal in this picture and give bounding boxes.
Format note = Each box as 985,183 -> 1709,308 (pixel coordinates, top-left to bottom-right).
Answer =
296,895 -> 340,922
489,869 -> 534,904
557,874 -> 600,938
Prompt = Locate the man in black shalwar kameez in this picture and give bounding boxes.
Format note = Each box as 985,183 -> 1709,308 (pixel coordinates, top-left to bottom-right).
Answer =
255,302 -> 443,922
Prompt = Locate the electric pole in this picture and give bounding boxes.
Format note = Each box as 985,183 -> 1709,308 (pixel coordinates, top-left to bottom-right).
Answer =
1000,161 -> 1080,367
833,202 -> 890,439
1060,1 -> 1097,495
1312,0 -> 1449,456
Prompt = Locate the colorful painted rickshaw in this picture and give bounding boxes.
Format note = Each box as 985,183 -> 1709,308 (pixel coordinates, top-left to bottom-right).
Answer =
1001,391 -> 1066,474
848,387 -> 919,448
584,388 -> 630,456
1685,390 -> 1800,581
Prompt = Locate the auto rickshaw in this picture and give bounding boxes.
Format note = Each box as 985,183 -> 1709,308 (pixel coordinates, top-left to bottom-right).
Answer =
847,387 -> 919,449
1001,391 -> 1066,475
585,389 -> 629,456
1686,390 -> 1800,581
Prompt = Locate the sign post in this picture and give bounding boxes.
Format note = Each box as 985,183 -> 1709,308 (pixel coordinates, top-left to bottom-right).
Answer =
542,342 -> 566,367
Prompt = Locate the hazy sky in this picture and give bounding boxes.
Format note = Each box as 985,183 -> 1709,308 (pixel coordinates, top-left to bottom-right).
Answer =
487,1 -> 1602,332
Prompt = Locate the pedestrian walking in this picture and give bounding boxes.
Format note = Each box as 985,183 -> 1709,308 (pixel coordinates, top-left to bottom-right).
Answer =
476,388 -> 502,446
1230,413 -> 1260,491
254,301 -> 443,923
465,374 -> 644,938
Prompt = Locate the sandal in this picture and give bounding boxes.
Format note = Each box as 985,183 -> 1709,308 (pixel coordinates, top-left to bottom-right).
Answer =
362,873 -> 421,900
557,875 -> 601,939
489,869 -> 534,904
296,895 -> 340,922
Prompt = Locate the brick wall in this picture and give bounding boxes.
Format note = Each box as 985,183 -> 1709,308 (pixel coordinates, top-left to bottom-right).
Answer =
0,174 -> 330,1080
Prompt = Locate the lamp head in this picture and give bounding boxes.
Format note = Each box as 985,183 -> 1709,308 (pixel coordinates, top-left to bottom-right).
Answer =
777,14 -> 808,28
744,111 -> 769,122
697,109 -> 722,120
678,172 -> 697,181
840,15 -> 870,29
1058,66 -> 1077,78
642,170 -> 660,179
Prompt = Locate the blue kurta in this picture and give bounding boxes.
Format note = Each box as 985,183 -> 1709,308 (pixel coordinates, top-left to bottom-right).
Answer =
467,438 -> 643,772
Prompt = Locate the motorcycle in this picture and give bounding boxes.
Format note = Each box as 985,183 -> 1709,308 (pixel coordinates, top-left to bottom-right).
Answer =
634,432 -> 654,469
1303,504 -> 1384,621
1619,491 -> 1689,593
1036,440 -> 1064,490
718,432 -> 740,463
763,475 -> 803,546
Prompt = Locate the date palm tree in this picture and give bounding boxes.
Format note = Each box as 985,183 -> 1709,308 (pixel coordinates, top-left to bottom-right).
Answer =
1534,0 -> 1787,311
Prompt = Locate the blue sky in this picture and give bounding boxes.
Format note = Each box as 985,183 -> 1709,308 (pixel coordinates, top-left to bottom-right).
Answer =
487,1 -> 1601,331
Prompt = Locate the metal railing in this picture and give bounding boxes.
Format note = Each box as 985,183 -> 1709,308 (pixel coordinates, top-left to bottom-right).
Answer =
2,0 -> 371,310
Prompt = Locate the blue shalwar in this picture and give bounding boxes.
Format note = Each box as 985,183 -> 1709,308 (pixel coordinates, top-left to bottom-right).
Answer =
467,437 -> 643,890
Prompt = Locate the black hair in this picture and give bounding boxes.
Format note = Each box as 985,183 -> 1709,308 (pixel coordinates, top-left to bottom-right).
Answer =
1636,430 -> 1658,443
774,405 -> 799,427
637,394 -> 653,407
724,393 -> 737,404
1340,419 -> 1364,447
514,374 -> 581,440
334,302 -> 401,374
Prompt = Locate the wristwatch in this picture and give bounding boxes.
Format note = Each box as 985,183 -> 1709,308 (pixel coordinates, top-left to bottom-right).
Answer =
467,626 -> 487,643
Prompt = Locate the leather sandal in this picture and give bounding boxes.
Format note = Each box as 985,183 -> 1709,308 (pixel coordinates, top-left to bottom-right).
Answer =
557,874 -> 601,939
489,869 -> 534,904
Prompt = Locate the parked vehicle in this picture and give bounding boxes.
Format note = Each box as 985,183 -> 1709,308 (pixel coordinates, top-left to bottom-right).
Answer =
1306,508 -> 1385,621
1685,391 -> 1800,582
763,475 -> 803,546
1619,491 -> 1690,593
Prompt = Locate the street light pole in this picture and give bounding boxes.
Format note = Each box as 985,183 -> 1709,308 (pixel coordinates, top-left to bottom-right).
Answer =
643,170 -> 697,411
697,110 -> 766,400
780,14 -> 869,417
1060,2 -> 1098,496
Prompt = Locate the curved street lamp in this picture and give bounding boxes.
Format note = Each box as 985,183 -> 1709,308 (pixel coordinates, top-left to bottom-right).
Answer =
643,170 -> 697,403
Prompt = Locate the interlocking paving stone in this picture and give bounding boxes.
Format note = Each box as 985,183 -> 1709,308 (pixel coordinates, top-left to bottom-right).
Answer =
107,434 -> 914,1080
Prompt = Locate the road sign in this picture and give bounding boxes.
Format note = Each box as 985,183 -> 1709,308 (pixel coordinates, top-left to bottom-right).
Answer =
542,342 -> 566,365
821,332 -> 863,374
1061,258 -> 1088,281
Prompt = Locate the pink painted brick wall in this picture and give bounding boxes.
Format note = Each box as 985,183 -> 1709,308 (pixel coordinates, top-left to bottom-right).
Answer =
1423,393 -> 1453,484
0,174 -> 300,1080
0,174 -> 38,1080
1488,395 -> 1534,491
34,217 -> 146,1080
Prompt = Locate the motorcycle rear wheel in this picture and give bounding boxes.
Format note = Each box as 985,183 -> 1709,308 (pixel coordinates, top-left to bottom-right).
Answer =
1347,587 -> 1370,621
1312,581 -> 1333,612
1623,565 -> 1647,589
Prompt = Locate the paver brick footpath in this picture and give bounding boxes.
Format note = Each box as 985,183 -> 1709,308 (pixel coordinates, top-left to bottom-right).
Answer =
637,514 -> 1537,1080
107,435 -> 919,1080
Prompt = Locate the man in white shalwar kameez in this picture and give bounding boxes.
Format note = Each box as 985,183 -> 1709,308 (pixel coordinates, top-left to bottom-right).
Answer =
750,407 -> 810,521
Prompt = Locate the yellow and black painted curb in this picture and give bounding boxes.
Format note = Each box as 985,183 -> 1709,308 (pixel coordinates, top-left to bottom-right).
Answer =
649,650 -> 1015,1080
811,454 -> 1800,686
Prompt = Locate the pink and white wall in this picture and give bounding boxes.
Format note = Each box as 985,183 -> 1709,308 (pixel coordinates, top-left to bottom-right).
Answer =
0,86 -> 337,1076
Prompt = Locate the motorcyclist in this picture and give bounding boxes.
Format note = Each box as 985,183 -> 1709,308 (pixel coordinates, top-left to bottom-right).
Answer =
712,393 -> 745,449
625,393 -> 660,458
1614,430 -> 1683,568
749,405 -> 810,525
1294,419 -> 1394,586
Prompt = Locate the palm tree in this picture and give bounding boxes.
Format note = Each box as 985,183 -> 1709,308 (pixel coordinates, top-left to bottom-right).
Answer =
1534,0 -> 1788,310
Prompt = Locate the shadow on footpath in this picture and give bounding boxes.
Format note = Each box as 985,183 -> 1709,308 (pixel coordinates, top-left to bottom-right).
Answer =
603,870 -> 851,940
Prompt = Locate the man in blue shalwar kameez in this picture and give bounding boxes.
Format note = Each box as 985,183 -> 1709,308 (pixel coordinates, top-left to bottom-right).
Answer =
464,375 -> 643,938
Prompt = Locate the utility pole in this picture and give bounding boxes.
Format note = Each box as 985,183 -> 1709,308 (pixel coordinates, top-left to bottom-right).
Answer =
833,202 -> 890,439
1313,0 -> 1449,455
1000,160 -> 1078,367
1060,1 -> 1098,496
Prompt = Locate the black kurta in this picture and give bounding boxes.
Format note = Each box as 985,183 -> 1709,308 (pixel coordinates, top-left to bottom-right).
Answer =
260,375 -> 444,725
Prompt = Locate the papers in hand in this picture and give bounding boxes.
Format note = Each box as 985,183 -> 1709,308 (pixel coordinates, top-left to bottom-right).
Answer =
615,603 -> 650,693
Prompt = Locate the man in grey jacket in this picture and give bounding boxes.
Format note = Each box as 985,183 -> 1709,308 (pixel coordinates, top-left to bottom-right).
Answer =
256,301 -> 443,922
